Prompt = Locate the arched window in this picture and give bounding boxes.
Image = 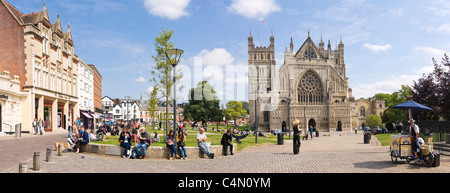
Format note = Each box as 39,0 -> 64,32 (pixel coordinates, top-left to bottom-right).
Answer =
298,71 -> 324,105
360,106 -> 366,117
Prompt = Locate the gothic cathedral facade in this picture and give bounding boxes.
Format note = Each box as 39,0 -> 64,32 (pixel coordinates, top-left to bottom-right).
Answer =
248,32 -> 386,133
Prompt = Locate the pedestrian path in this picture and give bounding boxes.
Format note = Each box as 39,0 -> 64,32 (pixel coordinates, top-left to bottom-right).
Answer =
3,132 -> 450,173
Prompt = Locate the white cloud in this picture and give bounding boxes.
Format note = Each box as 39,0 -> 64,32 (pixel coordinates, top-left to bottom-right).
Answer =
144,0 -> 191,20
352,74 -> 420,98
135,76 -> 146,83
413,46 -> 448,59
362,43 -> 392,52
196,48 -> 235,66
426,23 -> 450,34
228,0 -> 281,19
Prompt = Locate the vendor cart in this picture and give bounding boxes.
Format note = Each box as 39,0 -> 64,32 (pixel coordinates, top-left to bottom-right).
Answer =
390,135 -> 435,167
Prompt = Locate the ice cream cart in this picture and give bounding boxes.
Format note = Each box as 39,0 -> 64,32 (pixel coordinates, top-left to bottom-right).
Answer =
390,135 -> 435,167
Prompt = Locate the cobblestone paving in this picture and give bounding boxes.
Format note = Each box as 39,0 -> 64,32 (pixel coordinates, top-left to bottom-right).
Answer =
4,132 -> 450,173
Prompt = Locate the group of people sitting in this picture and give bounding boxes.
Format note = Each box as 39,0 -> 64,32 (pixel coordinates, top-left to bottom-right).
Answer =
66,122 -> 90,154
117,126 -> 235,160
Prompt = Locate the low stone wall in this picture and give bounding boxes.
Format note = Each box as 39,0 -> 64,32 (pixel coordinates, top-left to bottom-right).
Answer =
80,143 -> 236,160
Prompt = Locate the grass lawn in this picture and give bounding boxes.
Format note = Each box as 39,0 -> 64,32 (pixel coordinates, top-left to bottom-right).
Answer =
91,125 -> 289,151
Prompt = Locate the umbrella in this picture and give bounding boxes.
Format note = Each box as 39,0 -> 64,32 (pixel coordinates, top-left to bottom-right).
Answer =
390,100 -> 433,119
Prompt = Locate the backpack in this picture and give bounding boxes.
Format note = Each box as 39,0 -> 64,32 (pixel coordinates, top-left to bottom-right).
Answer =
130,150 -> 137,159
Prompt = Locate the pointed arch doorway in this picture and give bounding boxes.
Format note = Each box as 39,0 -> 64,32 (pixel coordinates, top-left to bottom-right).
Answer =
308,119 -> 316,131
337,121 -> 342,131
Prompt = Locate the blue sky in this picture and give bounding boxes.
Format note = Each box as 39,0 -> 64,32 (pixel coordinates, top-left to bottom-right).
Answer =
11,0 -> 450,103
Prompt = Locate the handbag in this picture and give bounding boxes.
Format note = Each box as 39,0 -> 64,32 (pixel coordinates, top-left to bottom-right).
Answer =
177,139 -> 185,147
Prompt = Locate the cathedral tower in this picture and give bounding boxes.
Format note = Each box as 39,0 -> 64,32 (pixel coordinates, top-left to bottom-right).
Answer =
248,32 -> 276,131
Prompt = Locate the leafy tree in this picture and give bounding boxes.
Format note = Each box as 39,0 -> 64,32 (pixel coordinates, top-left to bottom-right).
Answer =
149,28 -> 183,134
373,85 -> 411,130
224,101 -> 248,127
366,114 -> 383,129
241,101 -> 249,114
147,87 -> 159,125
412,54 -> 450,121
183,81 -> 221,127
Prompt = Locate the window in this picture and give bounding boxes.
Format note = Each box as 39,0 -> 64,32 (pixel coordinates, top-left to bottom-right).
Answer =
264,111 -> 269,122
298,71 -> 324,105
303,48 -> 317,60
360,106 -> 366,117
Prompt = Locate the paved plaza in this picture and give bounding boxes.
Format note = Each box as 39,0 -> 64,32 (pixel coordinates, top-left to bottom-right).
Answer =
2,131 -> 450,173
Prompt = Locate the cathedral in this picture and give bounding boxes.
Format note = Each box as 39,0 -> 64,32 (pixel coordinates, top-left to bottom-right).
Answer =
248,32 -> 386,133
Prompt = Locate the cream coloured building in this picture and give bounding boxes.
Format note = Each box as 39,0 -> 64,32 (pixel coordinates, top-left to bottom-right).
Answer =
0,1 -> 79,133
0,71 -> 27,135
248,32 -> 385,133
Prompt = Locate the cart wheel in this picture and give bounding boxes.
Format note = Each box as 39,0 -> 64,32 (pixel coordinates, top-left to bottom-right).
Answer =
390,150 -> 398,164
422,154 -> 434,167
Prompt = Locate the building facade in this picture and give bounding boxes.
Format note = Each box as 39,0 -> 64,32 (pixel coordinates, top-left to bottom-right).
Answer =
0,71 -> 27,135
112,101 -> 140,122
88,64 -> 102,116
0,1 -> 79,133
78,59 -> 94,129
102,96 -> 114,121
248,32 -> 385,133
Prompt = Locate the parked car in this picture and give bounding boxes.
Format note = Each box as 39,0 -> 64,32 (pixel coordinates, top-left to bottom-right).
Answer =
372,126 -> 382,134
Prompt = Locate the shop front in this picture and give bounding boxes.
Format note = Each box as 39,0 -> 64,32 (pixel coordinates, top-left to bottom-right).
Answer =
0,72 -> 27,136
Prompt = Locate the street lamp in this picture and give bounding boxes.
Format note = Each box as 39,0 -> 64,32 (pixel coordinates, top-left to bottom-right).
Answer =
124,96 -> 130,123
165,48 -> 184,140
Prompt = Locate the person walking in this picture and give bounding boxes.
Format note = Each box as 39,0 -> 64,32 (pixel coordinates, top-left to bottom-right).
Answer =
293,120 -> 301,154
38,118 -> 44,135
68,118 -> 72,138
32,118 -> 38,135
177,130 -> 187,160
309,125 -> 314,139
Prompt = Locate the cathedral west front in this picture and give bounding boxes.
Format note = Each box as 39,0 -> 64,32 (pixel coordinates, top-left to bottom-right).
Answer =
248,31 -> 385,133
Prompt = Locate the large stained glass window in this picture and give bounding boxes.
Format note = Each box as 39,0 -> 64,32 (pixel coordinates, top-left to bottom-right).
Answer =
298,71 -> 324,105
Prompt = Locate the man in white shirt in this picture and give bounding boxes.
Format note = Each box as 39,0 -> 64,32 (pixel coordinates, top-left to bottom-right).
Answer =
410,118 -> 420,156
197,127 -> 214,159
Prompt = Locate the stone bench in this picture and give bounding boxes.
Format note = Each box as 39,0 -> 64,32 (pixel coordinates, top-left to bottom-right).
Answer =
80,143 -> 236,159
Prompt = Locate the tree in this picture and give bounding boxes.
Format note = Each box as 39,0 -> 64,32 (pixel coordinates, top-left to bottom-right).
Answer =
224,101 -> 248,127
183,81 -> 221,127
150,28 -> 183,134
412,53 -> 450,121
372,85 -> 411,131
366,114 -> 383,129
147,87 -> 159,125
241,101 -> 249,114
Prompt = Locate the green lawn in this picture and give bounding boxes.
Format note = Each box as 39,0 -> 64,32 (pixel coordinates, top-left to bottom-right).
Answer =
91,125 -> 287,151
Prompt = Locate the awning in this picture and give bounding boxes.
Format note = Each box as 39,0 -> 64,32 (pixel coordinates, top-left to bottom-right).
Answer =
91,113 -> 99,119
81,112 -> 92,119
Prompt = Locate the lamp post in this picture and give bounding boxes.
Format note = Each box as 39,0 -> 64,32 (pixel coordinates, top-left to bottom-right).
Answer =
125,96 -> 130,123
165,48 -> 184,141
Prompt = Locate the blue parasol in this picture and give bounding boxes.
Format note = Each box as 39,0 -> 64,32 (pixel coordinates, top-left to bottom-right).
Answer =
390,100 -> 433,119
